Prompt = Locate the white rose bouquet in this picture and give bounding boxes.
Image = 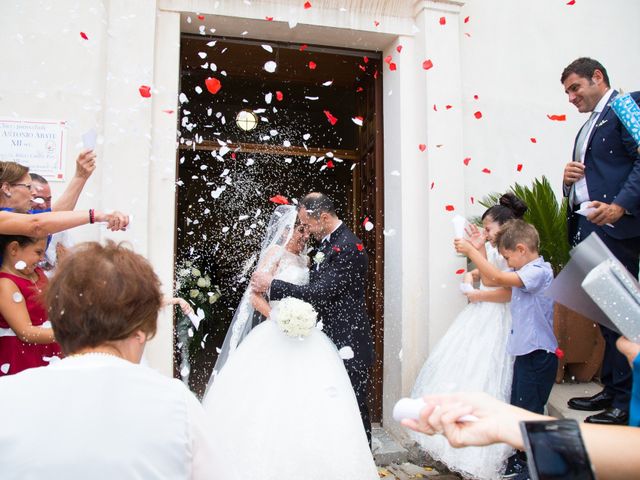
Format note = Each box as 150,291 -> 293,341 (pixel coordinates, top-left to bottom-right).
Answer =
273,297 -> 318,338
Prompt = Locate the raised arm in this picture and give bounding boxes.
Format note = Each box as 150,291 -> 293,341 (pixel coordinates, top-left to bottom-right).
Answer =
52,150 -> 96,211
0,210 -> 129,236
455,239 -> 523,288
0,279 -> 55,344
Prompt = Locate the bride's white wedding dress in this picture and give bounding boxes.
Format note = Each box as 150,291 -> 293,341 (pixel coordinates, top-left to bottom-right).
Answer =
203,249 -> 378,480
410,244 -> 514,479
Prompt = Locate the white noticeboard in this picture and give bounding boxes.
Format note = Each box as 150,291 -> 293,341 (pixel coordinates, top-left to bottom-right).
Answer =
0,118 -> 67,181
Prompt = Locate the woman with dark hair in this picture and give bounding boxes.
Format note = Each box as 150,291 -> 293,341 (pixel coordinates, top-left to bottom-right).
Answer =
0,241 -> 225,480
409,192 -> 528,479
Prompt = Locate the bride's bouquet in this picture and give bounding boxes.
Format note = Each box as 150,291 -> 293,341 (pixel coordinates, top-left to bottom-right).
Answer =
273,297 -> 318,338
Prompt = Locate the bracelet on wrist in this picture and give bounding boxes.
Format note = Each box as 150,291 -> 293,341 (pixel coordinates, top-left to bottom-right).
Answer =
89,209 -> 95,224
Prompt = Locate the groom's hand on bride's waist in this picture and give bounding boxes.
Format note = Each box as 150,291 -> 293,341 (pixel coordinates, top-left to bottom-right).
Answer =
251,272 -> 273,293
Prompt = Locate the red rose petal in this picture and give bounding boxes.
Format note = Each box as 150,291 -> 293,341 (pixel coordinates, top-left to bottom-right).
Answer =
80,31 -> 88,40
356,243 -> 364,251
308,61 -> 317,70
464,33 -> 471,38
374,21 -> 380,27
547,114 -> 567,121
430,182 -> 435,190
555,348 -> 565,359
463,157 -> 471,166
418,144 -> 427,152
445,205 -> 455,212
464,16 -> 470,23
269,195 -> 289,205
445,105 -> 453,110
389,62 -> 397,71
197,15 -> 205,20
470,196 -> 475,204
358,64 -> 366,71
517,164 -> 523,172
356,87 -> 364,92
433,104 -> 438,111
455,269 -> 465,275
482,168 -> 491,174
332,246 -> 341,253
396,45 -> 403,53
422,59 -> 434,70
326,160 -> 335,168
265,16 -> 274,21
384,55 -> 392,64
566,0 -> 576,4
439,16 -> 446,25
373,70 -> 378,79
474,111 -> 483,119
205,77 -> 222,94
530,137 -> 537,143
162,109 -> 175,114
363,56 -> 369,64
299,44 -> 308,52
473,94 -> 479,100
275,91 -> 283,101
323,110 -> 338,125
363,217 -> 370,226
304,1 -> 312,9
138,85 -> 151,98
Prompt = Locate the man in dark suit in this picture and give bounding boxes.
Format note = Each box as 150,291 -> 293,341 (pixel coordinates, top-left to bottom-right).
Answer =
251,192 -> 374,443
561,57 -> 640,425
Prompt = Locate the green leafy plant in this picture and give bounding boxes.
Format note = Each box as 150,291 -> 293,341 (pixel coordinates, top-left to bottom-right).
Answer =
479,176 -> 570,275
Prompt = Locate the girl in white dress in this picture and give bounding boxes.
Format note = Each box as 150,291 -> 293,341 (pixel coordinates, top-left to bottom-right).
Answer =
410,193 -> 527,479
203,205 -> 378,480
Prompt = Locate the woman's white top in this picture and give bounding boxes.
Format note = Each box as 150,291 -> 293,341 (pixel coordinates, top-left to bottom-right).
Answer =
0,354 -> 228,480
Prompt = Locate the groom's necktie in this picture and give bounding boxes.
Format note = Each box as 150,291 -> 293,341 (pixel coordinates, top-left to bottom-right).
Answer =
569,110 -> 599,208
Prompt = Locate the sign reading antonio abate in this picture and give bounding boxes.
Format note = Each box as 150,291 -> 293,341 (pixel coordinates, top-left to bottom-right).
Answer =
0,119 -> 67,181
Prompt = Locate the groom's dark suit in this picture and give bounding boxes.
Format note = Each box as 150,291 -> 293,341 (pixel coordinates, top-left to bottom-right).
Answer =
566,90 -> 640,412
270,222 -> 374,441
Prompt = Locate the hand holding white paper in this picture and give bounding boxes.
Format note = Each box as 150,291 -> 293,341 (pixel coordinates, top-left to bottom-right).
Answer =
188,312 -> 202,330
393,397 -> 478,423
459,283 -> 474,294
452,215 -> 467,239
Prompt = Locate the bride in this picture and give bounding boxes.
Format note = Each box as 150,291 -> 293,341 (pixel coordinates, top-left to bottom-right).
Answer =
202,205 -> 378,480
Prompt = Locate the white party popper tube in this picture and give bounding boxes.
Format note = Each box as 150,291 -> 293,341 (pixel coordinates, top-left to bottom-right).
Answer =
451,215 -> 467,239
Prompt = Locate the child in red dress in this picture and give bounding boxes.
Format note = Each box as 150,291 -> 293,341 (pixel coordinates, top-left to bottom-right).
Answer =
0,235 -> 62,376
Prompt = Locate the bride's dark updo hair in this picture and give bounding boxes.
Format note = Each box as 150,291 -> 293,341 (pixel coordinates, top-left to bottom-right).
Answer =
481,192 -> 527,225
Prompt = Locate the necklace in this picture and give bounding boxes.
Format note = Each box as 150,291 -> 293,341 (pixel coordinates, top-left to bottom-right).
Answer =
70,350 -> 123,360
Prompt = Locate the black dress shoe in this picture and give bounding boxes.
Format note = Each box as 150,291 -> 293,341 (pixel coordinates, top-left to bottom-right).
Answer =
567,390 -> 614,411
584,407 -> 629,425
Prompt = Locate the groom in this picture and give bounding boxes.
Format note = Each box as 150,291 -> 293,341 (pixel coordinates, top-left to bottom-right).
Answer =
252,192 -> 374,444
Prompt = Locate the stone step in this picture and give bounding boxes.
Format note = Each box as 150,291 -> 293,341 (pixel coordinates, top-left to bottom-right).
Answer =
547,381 -> 599,422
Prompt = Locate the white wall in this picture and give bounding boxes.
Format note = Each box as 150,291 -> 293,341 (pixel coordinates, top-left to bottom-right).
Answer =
458,0 -> 640,213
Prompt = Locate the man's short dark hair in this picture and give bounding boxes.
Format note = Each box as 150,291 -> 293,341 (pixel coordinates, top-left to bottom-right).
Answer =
561,57 -> 610,87
299,192 -> 336,218
29,173 -> 48,184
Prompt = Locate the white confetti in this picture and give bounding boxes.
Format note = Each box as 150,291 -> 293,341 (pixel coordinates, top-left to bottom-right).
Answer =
32,197 -> 45,205
211,186 -> 226,199
222,226 -> 230,233
338,346 -> 354,360
246,158 -> 254,166
12,292 -> 23,303
179,92 -> 189,104
364,221 -> 374,231
0,363 -> 9,374
283,140 -> 291,147
195,86 -> 203,94
322,80 -> 333,86
383,229 -> 396,237
265,92 -> 273,104
351,116 -> 363,126
305,96 -> 319,100
198,51 -> 207,59
264,61 -> 277,73
206,40 -> 216,47
391,170 -> 400,176
261,44 -> 273,53
42,355 -> 61,364
14,261 -> 26,270
398,349 -> 403,361
303,133 -> 311,141
180,365 -> 190,378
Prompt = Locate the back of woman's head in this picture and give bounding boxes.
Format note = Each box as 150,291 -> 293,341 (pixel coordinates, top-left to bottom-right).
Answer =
46,241 -> 162,355
482,192 -> 527,225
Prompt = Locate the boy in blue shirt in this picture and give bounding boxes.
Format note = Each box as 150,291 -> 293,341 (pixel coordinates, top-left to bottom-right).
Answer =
456,219 -> 558,477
